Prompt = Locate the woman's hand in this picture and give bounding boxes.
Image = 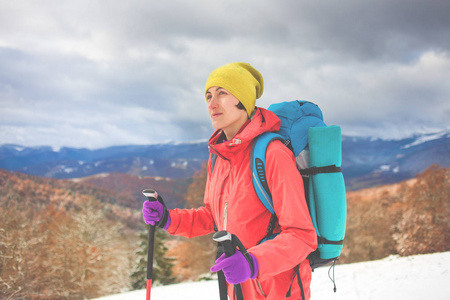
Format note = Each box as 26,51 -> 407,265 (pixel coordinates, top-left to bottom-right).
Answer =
211,251 -> 259,284
142,195 -> 170,230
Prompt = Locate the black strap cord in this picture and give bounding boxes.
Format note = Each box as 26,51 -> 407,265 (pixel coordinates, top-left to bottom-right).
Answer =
232,235 -> 256,278
286,265 -> 305,299
328,260 -> 337,293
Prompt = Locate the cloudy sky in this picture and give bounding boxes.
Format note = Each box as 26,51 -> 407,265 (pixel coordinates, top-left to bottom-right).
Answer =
1,0 -> 449,149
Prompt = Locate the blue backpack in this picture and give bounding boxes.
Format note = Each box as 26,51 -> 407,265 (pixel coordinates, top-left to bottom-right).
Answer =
211,101 -> 346,296
251,101 -> 347,270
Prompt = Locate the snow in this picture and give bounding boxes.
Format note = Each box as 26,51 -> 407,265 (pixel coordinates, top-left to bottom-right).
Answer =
170,160 -> 188,169
63,167 -> 75,173
94,251 -> 450,300
156,139 -> 208,146
376,165 -> 400,174
171,139 -> 209,146
379,165 -> 390,171
13,145 -> 25,151
401,131 -> 449,149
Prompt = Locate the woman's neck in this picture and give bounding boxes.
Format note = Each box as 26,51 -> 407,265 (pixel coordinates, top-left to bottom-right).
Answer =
223,118 -> 251,141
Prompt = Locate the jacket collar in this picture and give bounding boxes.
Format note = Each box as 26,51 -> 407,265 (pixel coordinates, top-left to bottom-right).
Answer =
208,107 -> 281,159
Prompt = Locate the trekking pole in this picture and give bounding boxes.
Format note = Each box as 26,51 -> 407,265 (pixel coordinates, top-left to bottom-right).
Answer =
213,231 -> 244,300
142,189 -> 159,300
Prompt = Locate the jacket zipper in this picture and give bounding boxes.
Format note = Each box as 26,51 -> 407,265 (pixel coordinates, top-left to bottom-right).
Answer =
223,202 -> 228,230
256,280 -> 266,297
210,144 -> 231,231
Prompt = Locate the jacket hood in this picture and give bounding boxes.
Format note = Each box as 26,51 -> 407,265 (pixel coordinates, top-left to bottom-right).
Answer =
208,107 -> 280,158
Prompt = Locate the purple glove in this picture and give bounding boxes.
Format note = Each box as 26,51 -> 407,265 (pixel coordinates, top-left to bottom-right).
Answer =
142,199 -> 170,230
210,251 -> 259,284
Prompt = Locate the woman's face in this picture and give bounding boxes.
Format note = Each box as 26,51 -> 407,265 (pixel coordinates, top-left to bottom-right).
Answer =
206,86 -> 248,140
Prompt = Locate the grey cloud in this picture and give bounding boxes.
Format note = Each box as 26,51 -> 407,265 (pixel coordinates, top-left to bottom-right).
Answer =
0,0 -> 449,148
250,1 -> 450,62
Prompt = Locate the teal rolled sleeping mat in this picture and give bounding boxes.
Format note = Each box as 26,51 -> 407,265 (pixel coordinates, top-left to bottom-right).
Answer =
308,125 -> 347,260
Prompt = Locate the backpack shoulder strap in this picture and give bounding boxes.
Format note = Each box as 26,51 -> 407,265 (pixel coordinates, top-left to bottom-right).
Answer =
250,132 -> 284,215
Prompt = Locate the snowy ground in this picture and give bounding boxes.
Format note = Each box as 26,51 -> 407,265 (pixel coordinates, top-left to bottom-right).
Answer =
94,251 -> 450,300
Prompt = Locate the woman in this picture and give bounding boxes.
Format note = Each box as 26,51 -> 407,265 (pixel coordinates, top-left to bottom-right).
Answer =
143,62 -> 317,299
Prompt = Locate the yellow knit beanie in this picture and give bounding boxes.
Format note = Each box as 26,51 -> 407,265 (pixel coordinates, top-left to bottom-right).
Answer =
204,62 -> 264,117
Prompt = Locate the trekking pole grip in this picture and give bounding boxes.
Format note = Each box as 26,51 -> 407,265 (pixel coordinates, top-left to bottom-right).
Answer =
143,189 -> 158,202
213,231 -> 244,300
213,230 -> 234,257
142,189 -> 158,300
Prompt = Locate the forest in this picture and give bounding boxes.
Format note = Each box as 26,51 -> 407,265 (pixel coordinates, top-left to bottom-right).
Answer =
1,165 -> 449,299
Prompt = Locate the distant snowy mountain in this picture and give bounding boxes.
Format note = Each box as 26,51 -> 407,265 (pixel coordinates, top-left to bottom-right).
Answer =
342,130 -> 450,189
0,142 -> 209,179
94,251 -> 449,300
1,130 -> 449,190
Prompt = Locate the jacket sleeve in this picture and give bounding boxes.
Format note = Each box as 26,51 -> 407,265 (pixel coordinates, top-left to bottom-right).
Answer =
248,140 -> 317,281
166,204 -> 215,238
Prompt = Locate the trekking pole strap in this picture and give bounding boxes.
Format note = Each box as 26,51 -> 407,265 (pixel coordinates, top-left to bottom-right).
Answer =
233,234 -> 256,278
286,265 -> 305,300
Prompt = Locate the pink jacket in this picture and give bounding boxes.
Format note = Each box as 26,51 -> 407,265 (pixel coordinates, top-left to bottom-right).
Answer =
167,107 -> 317,299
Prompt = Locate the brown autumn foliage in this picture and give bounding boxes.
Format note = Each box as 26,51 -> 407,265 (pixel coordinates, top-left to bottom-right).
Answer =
0,169 -> 139,299
391,165 -> 449,255
340,165 -> 450,263
185,163 -> 208,209
167,163 -> 217,282
1,163 -> 448,297
81,172 -> 190,209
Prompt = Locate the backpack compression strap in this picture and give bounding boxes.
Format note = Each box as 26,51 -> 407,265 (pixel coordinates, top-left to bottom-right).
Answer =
300,165 -> 342,176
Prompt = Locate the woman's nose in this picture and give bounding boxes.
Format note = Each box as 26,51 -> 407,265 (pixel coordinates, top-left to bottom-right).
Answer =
208,97 -> 218,109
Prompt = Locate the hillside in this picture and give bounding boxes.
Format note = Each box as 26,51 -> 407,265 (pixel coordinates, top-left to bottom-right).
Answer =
0,168 -> 193,299
0,168 -> 141,222
341,165 -> 450,263
0,169 -> 144,299
75,172 -> 191,210
1,165 -> 448,299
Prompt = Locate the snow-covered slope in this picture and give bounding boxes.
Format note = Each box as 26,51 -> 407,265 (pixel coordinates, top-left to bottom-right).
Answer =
95,251 -> 449,300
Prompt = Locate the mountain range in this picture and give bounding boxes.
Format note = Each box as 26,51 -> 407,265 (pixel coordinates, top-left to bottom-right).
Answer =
1,130 -> 449,191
